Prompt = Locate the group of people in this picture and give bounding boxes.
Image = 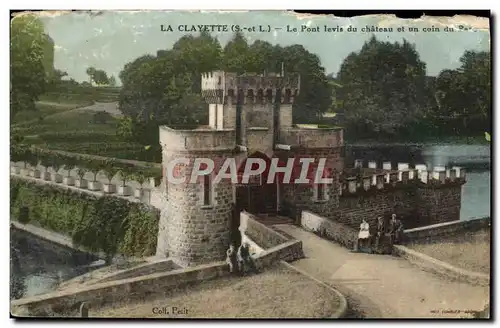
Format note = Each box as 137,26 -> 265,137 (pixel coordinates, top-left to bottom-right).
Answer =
356,214 -> 404,254
226,242 -> 258,275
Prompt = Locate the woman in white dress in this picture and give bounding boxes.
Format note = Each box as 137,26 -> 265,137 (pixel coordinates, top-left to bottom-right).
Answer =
358,219 -> 371,251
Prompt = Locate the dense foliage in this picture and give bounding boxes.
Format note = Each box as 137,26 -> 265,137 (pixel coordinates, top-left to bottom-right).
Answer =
86,67 -> 114,85
10,177 -> 160,257
10,14 -> 51,116
335,36 -> 491,141
433,50 -> 491,137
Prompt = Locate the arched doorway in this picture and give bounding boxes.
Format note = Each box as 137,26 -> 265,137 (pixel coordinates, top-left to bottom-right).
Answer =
235,151 -> 278,215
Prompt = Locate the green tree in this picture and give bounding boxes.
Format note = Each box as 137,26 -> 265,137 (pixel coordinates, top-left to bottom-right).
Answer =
93,69 -> 110,85
86,67 -> 96,84
278,44 -> 332,123
108,75 -> 117,87
245,40 -> 279,73
434,50 -> 491,136
10,14 -> 48,116
86,67 -> 109,85
222,31 -> 250,74
336,36 -> 434,139
118,32 -> 220,148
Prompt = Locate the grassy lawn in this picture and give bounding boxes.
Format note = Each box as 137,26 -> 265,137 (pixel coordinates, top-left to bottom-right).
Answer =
11,101 -> 94,125
39,86 -> 120,104
91,265 -> 342,319
12,105 -> 157,162
406,229 -> 490,274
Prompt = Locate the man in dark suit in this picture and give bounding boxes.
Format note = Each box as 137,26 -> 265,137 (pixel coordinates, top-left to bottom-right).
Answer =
388,214 -> 404,245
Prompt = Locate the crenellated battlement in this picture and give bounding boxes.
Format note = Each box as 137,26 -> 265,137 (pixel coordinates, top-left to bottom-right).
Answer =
340,161 -> 467,196
201,71 -> 300,104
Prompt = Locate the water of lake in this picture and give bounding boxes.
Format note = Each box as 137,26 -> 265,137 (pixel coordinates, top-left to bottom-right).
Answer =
10,228 -> 99,300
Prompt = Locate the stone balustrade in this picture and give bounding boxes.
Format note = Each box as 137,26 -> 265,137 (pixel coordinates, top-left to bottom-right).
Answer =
340,162 -> 466,195
10,161 -> 161,203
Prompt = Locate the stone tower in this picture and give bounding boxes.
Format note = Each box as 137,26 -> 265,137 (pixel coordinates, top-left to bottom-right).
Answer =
201,70 -> 300,154
156,70 -> 303,267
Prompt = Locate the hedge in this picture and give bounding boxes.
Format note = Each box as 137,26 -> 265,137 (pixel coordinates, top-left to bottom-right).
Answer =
10,177 -> 160,258
37,131 -> 121,143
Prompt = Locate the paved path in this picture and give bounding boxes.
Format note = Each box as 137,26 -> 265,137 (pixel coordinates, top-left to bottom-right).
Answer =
275,224 -> 489,318
37,101 -> 121,118
73,101 -> 121,117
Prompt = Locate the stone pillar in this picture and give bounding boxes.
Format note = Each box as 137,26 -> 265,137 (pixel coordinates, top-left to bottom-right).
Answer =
362,176 -> 371,190
415,164 -> 427,171
376,174 -> 385,189
389,172 -> 398,184
420,170 -> 428,183
347,178 -> 357,193
432,170 -> 446,182
452,166 -> 466,180
448,168 -> 457,181
401,171 -> 410,183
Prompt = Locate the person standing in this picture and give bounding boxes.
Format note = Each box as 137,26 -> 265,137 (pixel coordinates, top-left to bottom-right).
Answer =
226,244 -> 238,274
389,214 -> 404,245
357,219 -> 371,252
374,216 -> 386,253
237,242 -> 257,274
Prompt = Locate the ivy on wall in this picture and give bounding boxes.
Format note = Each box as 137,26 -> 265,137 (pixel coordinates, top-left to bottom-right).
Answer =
10,177 -> 160,258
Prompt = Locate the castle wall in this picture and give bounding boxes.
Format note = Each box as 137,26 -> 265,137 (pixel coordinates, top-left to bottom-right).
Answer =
279,104 -> 293,128
247,128 -> 274,154
277,147 -> 343,222
248,102 -> 273,128
332,164 -> 467,230
415,183 -> 463,226
223,96 -> 237,129
336,187 -> 417,230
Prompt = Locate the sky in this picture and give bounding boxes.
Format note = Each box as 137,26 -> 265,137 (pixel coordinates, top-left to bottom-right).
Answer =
39,11 -> 490,84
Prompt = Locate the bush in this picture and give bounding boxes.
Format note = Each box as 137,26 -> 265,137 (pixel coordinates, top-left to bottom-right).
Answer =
38,131 -> 119,143
93,111 -> 114,124
10,177 -> 159,257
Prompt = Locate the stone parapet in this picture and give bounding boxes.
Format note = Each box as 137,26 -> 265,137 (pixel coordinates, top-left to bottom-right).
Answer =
342,162 -> 467,196
201,71 -> 300,105
393,245 -> 490,287
279,127 -> 343,149
239,211 -> 290,249
301,211 -> 357,250
159,126 -> 235,152
403,217 -> 491,243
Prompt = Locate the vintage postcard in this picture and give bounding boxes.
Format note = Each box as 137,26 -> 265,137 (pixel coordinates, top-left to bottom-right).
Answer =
10,10 -> 491,319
